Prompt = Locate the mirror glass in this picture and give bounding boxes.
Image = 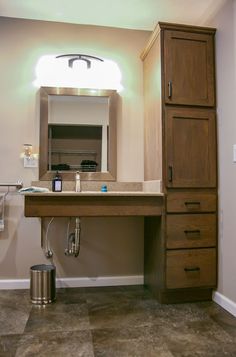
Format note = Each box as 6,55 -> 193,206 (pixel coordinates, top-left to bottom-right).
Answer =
39,87 -> 117,181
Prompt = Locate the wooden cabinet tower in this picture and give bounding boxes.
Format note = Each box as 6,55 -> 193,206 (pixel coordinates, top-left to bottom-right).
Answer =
142,22 -> 217,303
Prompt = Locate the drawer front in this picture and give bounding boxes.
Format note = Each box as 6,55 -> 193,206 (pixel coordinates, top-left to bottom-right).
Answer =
166,214 -> 216,249
167,192 -> 216,213
166,248 -> 216,289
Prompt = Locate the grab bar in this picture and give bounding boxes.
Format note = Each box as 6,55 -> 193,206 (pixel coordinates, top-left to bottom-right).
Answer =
0,181 -> 23,190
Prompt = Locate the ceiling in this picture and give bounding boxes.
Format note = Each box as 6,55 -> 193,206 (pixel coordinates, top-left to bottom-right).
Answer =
0,0 -> 227,31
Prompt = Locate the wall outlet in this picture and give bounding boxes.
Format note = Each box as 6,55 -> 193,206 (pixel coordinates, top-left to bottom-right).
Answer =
24,156 -> 38,168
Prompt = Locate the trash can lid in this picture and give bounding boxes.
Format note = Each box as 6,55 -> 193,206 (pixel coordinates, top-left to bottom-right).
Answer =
30,264 -> 55,272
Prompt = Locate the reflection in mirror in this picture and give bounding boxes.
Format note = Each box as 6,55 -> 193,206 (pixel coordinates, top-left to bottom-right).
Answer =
48,124 -> 103,172
48,95 -> 109,172
39,87 -> 117,181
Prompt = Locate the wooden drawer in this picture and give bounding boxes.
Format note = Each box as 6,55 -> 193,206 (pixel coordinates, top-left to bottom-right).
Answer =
166,214 -> 216,249
166,248 -> 216,289
166,192 -> 216,213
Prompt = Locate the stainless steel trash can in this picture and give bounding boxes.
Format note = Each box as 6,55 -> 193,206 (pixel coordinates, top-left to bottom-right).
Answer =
30,264 -> 56,304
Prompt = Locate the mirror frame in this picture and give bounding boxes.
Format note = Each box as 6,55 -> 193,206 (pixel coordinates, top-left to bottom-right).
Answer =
39,87 -> 117,181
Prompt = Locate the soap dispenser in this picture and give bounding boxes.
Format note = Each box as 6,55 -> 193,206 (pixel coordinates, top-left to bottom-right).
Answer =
52,171 -> 62,192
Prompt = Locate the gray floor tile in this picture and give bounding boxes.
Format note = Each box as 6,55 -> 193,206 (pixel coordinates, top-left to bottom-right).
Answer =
0,334 -> 21,357
85,285 -> 153,301
15,330 -> 94,357
197,301 -> 236,338
56,287 -> 87,304
0,290 -> 31,335
1,286 -> 236,356
24,302 -> 90,334
162,318 -> 236,357
88,298 -> 160,330
92,326 -> 174,357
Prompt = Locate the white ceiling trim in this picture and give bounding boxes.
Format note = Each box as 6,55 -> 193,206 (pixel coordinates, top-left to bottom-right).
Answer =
0,0 -> 228,30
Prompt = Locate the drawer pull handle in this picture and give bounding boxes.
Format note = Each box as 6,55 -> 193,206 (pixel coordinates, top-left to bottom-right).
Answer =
184,201 -> 201,210
184,267 -> 200,272
168,166 -> 173,182
184,229 -> 201,238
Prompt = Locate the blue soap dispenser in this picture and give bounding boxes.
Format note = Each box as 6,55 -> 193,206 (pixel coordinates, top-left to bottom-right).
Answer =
101,184 -> 107,192
52,171 -> 62,192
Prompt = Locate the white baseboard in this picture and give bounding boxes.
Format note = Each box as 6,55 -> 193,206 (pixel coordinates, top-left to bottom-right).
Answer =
213,291 -> 236,317
0,275 -> 144,290
56,275 -> 143,288
0,279 -> 30,290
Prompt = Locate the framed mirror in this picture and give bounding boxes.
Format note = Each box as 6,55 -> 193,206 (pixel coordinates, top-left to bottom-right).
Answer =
39,87 -> 117,181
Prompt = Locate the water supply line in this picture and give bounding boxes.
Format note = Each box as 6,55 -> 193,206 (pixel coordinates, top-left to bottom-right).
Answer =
65,217 -> 81,257
44,217 -> 54,258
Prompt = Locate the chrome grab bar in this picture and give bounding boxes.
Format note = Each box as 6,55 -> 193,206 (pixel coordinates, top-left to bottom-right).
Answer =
0,181 -> 23,189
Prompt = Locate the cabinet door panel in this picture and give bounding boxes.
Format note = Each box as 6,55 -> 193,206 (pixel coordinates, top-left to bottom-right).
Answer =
164,30 -> 215,106
165,108 -> 216,188
166,214 -> 216,249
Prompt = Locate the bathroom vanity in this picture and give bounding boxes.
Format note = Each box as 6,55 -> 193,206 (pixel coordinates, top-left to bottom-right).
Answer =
24,22 -> 217,304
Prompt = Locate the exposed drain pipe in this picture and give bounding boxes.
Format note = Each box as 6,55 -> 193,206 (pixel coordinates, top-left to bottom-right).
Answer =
65,217 -> 81,257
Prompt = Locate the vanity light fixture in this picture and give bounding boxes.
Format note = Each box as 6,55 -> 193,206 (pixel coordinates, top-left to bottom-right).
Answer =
34,54 -> 123,91
56,54 -> 104,69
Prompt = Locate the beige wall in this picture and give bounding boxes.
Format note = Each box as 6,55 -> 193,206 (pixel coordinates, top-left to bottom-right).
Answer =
0,17 -> 150,279
202,0 -> 236,303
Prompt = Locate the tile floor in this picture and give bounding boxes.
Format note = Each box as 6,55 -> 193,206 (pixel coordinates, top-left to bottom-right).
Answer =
1,285 -> 236,356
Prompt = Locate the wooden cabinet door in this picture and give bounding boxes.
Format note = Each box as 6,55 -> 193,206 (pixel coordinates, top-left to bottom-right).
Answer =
163,30 -> 215,106
165,107 -> 216,188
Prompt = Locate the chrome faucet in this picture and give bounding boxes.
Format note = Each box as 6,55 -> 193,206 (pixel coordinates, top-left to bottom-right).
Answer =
75,171 -> 81,192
